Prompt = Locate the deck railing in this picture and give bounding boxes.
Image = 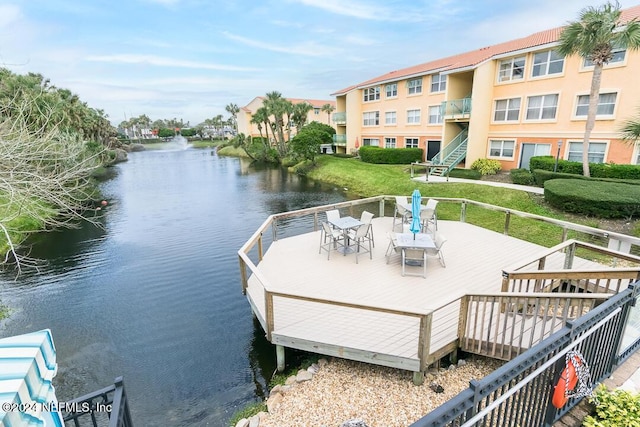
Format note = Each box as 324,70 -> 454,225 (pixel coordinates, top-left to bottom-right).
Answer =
410,283 -> 640,427
62,377 -> 133,427
459,292 -> 611,360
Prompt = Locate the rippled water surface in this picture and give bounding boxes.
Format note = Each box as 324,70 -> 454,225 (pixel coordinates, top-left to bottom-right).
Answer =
0,148 -> 347,425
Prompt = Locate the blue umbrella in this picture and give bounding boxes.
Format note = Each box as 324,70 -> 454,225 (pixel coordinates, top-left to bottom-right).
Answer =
409,189 -> 422,238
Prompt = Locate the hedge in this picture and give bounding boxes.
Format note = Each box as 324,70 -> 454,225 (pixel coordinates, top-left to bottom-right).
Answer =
532,169 -> 640,186
510,168 -> 535,185
544,179 -> 640,218
359,146 -> 423,164
529,156 -> 640,179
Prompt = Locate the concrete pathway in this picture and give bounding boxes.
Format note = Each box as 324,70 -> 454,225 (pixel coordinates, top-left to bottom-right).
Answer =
411,173 -> 544,194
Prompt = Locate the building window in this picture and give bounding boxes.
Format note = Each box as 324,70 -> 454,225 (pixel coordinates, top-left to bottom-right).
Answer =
575,92 -> 617,117
489,139 -> 515,158
532,50 -> 564,77
363,111 -> 379,126
385,111 -> 397,125
363,87 -> 380,102
314,108 -> 320,115
567,141 -> 606,163
386,83 -> 397,98
494,98 -> 521,122
407,78 -> 422,95
526,94 -> 558,120
385,137 -> 396,148
498,56 -> 526,82
428,105 -> 442,124
430,74 -> 446,92
584,47 -> 626,67
407,109 -> 421,124
405,138 -> 419,148
362,138 -> 380,147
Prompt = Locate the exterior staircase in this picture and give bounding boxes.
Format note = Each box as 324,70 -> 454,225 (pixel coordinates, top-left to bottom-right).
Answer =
429,129 -> 468,177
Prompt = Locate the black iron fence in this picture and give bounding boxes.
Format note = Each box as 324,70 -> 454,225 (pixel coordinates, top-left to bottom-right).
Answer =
410,282 -> 640,427
62,377 -> 133,427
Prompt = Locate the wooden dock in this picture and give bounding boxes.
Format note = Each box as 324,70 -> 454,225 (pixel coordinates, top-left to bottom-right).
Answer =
244,216 -> 609,375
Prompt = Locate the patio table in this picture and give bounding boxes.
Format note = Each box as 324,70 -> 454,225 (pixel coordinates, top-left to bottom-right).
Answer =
328,216 -> 363,255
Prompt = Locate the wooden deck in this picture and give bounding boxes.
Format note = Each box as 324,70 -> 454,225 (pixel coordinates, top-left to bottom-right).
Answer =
245,217 -> 605,372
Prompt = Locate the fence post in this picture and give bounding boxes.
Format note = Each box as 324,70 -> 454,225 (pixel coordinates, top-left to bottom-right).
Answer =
257,232 -> 263,261
272,219 -> 278,242
504,210 -> 511,235
313,212 -> 318,232
379,198 -> 385,218
564,242 -> 576,269
265,291 -> 274,341
460,201 -> 467,223
415,313 -> 432,385
239,256 -> 248,294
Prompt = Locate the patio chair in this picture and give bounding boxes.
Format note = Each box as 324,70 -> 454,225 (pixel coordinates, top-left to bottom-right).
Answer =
360,210 -> 375,247
325,209 -> 340,229
421,199 -> 439,234
385,232 -> 399,264
402,248 -> 427,278
319,221 -> 344,260
392,196 -> 411,231
426,234 -> 447,267
347,223 -> 372,264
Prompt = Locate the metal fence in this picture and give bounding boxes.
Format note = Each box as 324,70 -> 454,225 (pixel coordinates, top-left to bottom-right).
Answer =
410,282 -> 640,427
62,377 -> 133,427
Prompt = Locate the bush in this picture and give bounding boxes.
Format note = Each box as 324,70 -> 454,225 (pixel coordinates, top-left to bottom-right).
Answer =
583,386 -> 640,427
359,146 -> 423,164
529,155 -> 640,179
448,168 -> 481,180
471,158 -> 502,175
544,179 -> 640,218
510,168 -> 535,185
532,169 -> 640,187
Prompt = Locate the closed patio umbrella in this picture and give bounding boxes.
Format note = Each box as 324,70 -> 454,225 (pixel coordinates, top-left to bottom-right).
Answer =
410,189 -> 422,239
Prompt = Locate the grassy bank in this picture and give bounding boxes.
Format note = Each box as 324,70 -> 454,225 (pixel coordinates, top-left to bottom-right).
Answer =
307,156 -> 599,248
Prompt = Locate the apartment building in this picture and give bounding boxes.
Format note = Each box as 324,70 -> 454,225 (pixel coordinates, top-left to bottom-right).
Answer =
331,5 -> 640,172
237,96 -> 337,140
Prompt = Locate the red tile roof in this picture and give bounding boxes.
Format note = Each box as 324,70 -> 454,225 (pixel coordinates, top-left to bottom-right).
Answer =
332,4 -> 640,96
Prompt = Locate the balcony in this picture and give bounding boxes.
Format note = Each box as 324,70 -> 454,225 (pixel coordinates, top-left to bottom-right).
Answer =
441,98 -> 471,120
332,112 -> 346,125
333,134 -> 347,146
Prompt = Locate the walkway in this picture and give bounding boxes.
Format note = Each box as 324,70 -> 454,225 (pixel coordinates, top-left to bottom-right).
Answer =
412,174 -> 544,194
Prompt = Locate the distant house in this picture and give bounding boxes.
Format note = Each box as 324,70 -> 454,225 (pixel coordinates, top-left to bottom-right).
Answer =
236,97 -> 337,142
331,4 -> 640,171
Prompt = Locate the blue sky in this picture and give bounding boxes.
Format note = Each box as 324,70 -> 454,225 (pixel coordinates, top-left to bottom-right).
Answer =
0,0 -> 632,126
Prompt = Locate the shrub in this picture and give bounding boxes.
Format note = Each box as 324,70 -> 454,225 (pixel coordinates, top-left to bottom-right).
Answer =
359,146 -> 423,164
228,401 -> 267,426
532,169 -> 640,187
448,168 -> 481,180
544,179 -> 640,218
471,158 -> 502,175
583,386 -> 640,427
510,168 -> 535,185
529,155 -> 640,179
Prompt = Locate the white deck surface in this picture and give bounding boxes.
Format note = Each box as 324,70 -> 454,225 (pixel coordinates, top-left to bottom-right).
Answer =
245,217 -> 603,370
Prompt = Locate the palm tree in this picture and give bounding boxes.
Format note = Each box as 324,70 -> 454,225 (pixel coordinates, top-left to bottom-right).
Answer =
225,103 -> 240,134
557,1 -> 640,176
321,103 -> 335,124
621,116 -> 640,142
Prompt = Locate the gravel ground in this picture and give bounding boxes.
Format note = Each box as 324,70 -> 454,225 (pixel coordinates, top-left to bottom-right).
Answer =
261,356 -> 503,427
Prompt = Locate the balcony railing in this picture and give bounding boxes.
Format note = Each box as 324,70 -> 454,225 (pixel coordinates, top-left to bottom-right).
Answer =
333,134 -> 347,146
441,98 -> 471,119
62,377 -> 133,427
332,112 -> 346,125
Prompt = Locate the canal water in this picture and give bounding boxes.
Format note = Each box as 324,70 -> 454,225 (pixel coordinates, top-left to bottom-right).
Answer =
0,147 -> 348,425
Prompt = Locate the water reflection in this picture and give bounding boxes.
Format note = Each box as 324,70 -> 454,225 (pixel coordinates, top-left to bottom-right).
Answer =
0,150 -> 347,426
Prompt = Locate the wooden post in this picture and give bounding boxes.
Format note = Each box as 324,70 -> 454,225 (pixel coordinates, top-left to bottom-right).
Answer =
460,201 -> 467,223
561,227 -> 568,243
379,199 -> 385,218
313,212 -> 318,232
564,242 -> 576,269
276,345 -> 285,372
265,291 -> 274,341
257,233 -> 263,262
504,210 -> 511,236
417,313 -> 432,377
272,219 -> 278,242
239,256 -> 248,294
413,371 -> 424,386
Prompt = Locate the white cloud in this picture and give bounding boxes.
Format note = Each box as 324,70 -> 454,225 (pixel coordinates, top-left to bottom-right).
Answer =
85,54 -> 259,72
0,4 -> 21,28
221,31 -> 342,57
